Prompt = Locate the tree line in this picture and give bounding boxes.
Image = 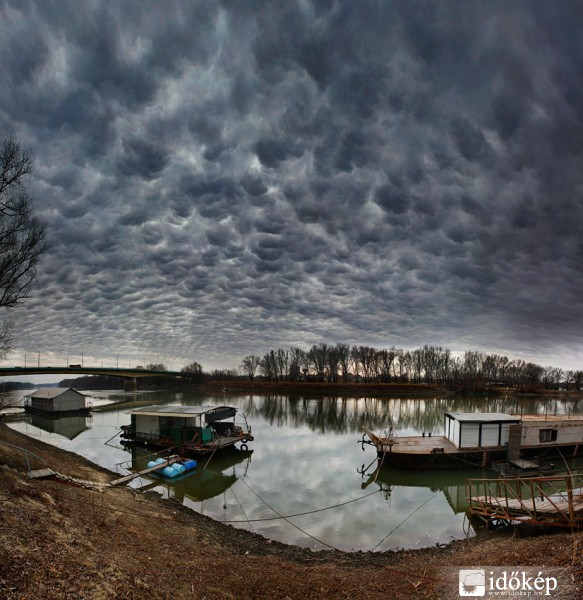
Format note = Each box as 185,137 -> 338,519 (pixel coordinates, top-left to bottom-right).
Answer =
240,344 -> 583,392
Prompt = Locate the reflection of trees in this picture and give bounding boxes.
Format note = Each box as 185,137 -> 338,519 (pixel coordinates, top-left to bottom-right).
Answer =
237,394 -> 580,435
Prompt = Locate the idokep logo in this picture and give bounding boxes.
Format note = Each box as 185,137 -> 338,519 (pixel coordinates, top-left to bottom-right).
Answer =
459,569 -> 486,596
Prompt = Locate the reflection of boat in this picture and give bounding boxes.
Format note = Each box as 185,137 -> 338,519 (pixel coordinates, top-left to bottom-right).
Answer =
127,445 -> 253,503
359,460 -> 487,514
363,412 -> 583,469
120,405 -> 253,457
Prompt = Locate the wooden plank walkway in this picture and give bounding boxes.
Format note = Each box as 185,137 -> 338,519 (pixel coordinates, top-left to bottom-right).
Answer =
109,456 -> 181,487
29,468 -> 56,479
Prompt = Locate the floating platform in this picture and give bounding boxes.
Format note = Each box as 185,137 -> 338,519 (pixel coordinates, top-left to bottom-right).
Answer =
109,456 -> 182,487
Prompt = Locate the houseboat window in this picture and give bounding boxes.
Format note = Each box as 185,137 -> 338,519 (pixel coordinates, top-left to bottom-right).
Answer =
539,428 -> 558,442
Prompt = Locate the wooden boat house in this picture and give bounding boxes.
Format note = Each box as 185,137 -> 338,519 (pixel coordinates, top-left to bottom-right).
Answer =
24,388 -> 90,416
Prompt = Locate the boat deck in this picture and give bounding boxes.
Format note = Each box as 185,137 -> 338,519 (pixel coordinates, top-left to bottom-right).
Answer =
182,433 -> 253,456
377,435 -> 461,454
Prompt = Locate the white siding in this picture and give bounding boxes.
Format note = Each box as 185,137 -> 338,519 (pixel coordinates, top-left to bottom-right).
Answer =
136,414 -> 160,437
521,420 -> 583,447
460,423 -> 480,448
447,418 -> 461,447
480,424 -> 500,447
52,390 -> 85,412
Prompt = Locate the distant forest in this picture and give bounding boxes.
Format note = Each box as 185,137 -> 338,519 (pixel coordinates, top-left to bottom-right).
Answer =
21,345 -> 582,394
240,344 -> 583,393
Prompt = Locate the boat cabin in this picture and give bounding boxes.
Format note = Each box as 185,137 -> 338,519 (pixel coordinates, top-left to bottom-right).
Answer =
444,412 -> 521,449
128,405 -> 240,445
518,415 -> 583,448
24,388 -> 90,416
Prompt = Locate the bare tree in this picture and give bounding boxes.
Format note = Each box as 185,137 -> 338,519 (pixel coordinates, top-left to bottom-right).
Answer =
240,355 -> 261,381
0,135 -> 47,309
145,363 -> 167,371
335,343 -> 351,382
288,347 -> 307,381
0,135 -> 47,413
259,351 -> 278,381
181,361 -> 204,382
308,344 -> 327,381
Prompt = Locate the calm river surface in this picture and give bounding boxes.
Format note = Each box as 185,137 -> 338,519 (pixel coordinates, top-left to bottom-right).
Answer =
7,389 -> 583,552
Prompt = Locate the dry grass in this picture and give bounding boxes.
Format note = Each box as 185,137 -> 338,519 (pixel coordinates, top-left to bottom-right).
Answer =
1,422 -> 583,599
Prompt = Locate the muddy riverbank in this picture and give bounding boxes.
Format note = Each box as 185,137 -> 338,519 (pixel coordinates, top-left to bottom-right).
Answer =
1,422 -> 582,599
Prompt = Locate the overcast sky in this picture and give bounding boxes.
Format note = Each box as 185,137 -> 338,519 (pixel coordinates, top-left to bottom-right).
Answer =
1,0 -> 583,376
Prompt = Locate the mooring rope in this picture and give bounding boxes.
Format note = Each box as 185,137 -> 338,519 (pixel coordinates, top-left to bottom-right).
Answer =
234,474 -> 340,550
220,486 -> 382,524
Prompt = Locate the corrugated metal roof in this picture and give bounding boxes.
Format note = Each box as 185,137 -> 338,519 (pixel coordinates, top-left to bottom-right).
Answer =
444,412 -> 520,422
26,387 -> 85,399
130,405 -> 234,417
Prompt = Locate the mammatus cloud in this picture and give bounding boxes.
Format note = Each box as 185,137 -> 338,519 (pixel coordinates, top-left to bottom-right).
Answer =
1,1 -> 583,373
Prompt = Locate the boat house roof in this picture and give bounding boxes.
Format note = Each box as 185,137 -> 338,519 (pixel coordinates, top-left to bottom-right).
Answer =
444,412 -> 521,423
130,405 -> 237,420
26,387 -> 85,399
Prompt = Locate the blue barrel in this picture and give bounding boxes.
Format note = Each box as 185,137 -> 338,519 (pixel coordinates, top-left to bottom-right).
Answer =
160,466 -> 179,478
147,460 -> 156,469
173,463 -> 186,474
182,459 -> 197,471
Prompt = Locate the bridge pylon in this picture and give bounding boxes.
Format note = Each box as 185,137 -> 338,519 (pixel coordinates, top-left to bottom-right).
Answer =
124,377 -> 138,392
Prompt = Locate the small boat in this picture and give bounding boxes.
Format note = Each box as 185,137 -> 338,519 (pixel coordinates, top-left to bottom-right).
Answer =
362,412 -> 583,470
120,404 -> 253,457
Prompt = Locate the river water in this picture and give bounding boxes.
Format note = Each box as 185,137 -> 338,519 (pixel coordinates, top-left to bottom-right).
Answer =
6,389 -> 583,552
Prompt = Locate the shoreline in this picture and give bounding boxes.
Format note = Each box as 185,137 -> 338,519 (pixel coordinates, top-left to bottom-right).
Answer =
1,421 -> 583,598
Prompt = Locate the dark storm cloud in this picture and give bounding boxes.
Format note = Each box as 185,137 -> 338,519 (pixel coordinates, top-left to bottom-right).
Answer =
1,0 -> 583,372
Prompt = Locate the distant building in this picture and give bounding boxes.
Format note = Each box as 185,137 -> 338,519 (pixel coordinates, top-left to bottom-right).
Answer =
24,388 -> 90,416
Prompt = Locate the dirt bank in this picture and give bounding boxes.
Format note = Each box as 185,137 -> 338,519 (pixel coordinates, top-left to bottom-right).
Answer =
1,422 -> 582,599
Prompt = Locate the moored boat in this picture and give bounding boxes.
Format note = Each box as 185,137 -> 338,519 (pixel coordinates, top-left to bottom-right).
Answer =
362,412 -> 583,470
120,404 -> 253,457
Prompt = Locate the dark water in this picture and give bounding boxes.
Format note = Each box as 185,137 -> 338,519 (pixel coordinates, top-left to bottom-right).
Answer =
6,389 -> 583,551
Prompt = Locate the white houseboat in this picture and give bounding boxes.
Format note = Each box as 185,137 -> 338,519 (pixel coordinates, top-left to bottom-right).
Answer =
363,412 -> 583,470
120,405 -> 253,457
24,388 -> 91,416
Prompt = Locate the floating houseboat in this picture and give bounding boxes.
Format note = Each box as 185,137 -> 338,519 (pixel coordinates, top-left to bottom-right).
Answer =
362,412 -> 583,470
24,388 -> 91,416
120,405 -> 253,457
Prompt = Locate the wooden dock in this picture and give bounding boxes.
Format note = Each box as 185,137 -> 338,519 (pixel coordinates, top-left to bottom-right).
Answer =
29,468 -> 56,480
467,473 -> 583,528
109,456 -> 181,487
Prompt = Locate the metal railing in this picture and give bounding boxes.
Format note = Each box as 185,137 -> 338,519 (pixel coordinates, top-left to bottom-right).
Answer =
466,473 -> 583,527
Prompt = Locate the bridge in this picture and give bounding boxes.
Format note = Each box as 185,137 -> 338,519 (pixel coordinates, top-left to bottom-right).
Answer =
0,366 -> 185,391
